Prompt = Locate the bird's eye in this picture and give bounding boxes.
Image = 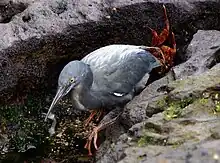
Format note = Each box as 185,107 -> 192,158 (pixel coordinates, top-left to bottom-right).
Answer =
70,77 -> 76,83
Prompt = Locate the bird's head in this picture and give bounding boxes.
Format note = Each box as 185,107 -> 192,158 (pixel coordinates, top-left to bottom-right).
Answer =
44,60 -> 92,121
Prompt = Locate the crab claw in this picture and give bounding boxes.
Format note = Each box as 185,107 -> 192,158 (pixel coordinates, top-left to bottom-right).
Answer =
147,26 -> 159,46
147,5 -> 176,71
149,4 -> 170,47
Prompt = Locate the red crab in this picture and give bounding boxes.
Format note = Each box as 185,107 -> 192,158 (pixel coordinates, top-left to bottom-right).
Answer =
147,5 -> 176,72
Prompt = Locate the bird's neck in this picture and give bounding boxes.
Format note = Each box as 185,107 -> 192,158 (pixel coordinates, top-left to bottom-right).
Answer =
71,84 -> 101,111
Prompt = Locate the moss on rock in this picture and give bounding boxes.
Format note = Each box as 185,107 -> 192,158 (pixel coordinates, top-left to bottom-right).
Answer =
163,96 -> 195,120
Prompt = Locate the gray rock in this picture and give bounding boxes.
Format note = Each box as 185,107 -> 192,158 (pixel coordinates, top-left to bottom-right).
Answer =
170,62 -> 220,99
0,0 -> 34,23
174,30 -> 220,79
97,64 -> 220,162
1,0 -> 220,104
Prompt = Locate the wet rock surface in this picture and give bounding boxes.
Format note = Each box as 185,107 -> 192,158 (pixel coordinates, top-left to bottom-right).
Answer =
1,0 -> 220,163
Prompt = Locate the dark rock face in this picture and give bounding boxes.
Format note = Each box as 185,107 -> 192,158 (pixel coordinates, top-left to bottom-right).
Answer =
1,0 -> 220,104
0,0 -> 28,23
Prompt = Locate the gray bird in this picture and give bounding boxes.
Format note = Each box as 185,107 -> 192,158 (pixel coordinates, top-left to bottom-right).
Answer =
44,44 -> 161,155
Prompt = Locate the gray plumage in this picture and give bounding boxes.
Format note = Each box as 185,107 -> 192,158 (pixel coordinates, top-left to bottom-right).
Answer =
44,44 -> 161,122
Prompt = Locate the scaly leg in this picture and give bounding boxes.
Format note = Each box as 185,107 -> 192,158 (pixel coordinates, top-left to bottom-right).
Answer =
96,108 -> 104,122
84,109 -> 104,127
84,112 -> 121,156
84,110 -> 97,127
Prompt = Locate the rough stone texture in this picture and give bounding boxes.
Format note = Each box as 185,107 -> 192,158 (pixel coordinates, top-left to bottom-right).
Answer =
150,140 -> 220,163
97,62 -> 220,163
1,0 -> 220,104
119,140 -> 220,163
174,30 -> 220,79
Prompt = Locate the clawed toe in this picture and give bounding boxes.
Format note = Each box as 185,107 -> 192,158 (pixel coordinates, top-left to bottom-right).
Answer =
84,128 -> 99,156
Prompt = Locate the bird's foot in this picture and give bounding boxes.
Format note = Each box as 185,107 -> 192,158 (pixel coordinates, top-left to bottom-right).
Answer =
84,127 -> 99,156
84,113 -> 121,156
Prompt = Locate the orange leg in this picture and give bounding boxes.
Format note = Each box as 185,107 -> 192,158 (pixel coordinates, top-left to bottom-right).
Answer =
147,5 -> 176,72
148,32 -> 176,71
149,5 -> 170,47
84,126 -> 99,156
160,45 -> 176,67
84,109 -> 104,127
96,109 -> 104,122
160,32 -> 176,67
148,27 -> 159,46
157,5 -> 170,45
84,113 -> 121,156
84,110 -> 98,127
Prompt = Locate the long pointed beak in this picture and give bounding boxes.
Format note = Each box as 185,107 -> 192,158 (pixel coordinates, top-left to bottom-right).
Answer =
44,86 -> 65,122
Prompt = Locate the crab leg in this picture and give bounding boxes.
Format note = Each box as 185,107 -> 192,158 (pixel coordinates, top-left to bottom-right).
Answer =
149,5 -> 170,47
160,32 -> 176,67
143,46 -> 167,66
171,32 -> 176,50
148,27 -> 159,46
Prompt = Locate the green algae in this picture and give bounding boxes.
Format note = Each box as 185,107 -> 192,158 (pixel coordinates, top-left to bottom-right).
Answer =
163,97 -> 195,121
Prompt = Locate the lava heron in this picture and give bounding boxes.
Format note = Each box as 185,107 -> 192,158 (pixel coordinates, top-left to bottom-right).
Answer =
44,44 -> 162,155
